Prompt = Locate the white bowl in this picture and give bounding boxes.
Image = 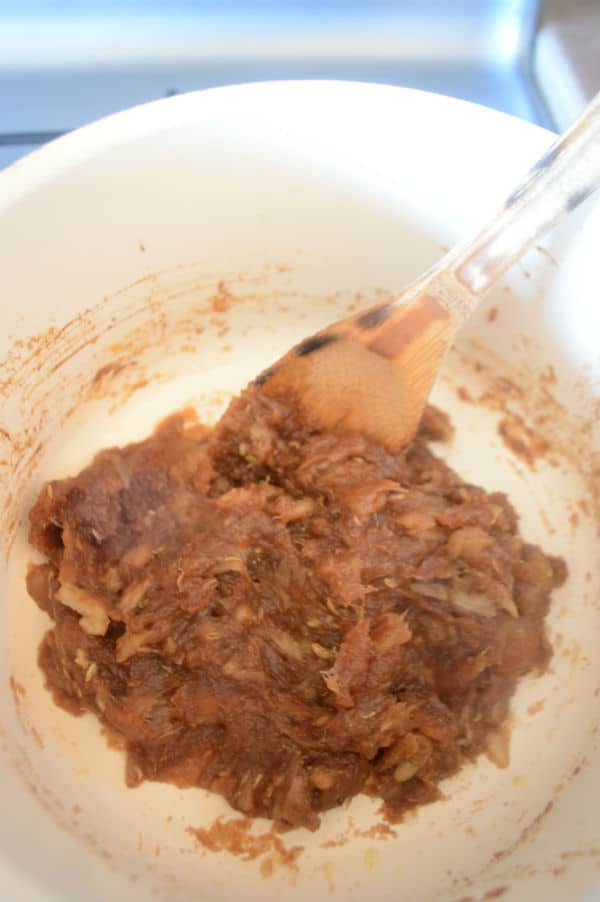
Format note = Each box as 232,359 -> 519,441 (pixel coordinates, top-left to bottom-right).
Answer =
0,81 -> 599,902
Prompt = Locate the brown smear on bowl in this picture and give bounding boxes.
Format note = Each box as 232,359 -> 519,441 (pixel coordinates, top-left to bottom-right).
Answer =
320,817 -> 398,850
497,413 -> 551,471
187,816 -> 303,878
452,342 -> 600,532
491,800 -> 556,866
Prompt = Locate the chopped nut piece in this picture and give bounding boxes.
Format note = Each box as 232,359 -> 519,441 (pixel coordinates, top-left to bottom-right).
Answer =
310,768 -> 335,789
74,648 -> 89,669
311,643 -> 334,660
394,761 -> 419,782
104,567 -> 123,593
56,583 -> 109,636
234,603 -> 254,623
120,575 -> 152,613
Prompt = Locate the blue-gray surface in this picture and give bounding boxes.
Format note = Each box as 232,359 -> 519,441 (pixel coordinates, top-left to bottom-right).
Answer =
0,1 -> 550,170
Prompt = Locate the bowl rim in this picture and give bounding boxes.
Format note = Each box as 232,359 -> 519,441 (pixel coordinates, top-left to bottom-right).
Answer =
0,79 -> 556,215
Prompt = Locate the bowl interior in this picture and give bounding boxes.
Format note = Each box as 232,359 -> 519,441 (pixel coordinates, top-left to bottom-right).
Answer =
0,82 -> 599,902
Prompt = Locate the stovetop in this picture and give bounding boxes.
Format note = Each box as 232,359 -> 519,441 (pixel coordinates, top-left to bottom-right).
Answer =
0,1 -> 596,171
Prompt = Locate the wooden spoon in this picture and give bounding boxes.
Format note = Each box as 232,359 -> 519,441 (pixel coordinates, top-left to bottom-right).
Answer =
256,91 -> 600,450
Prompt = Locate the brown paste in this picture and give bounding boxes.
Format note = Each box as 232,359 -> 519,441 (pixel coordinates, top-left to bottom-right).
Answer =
26,388 -> 566,830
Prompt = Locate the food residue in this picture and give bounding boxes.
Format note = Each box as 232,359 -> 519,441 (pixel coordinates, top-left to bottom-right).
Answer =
457,386 -> 474,403
497,412 -> 551,470
187,816 -> 303,874
25,384 -> 566,831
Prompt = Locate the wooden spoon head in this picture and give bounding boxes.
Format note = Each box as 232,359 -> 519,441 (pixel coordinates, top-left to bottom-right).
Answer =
257,293 -> 453,451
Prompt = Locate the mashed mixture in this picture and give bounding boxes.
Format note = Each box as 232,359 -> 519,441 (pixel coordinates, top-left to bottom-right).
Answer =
27,388 -> 566,830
